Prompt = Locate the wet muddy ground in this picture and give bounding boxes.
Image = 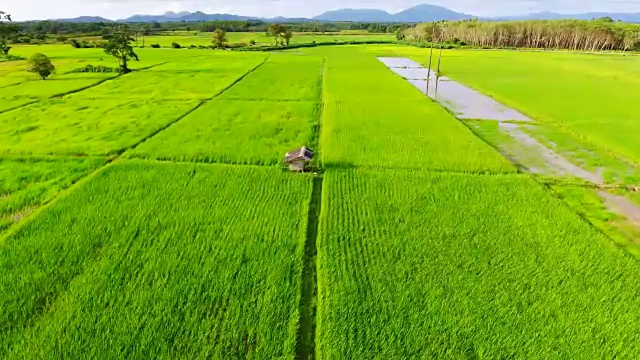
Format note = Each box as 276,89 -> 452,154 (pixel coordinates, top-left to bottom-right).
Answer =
378,57 -> 531,122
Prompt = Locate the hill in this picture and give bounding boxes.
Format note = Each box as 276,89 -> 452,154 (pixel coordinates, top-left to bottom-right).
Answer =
314,4 -> 472,22
46,4 -> 640,24
313,9 -> 394,22
51,16 -> 112,23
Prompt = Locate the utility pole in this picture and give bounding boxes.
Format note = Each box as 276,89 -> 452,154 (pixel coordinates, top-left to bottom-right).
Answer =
435,29 -> 444,101
426,23 -> 436,96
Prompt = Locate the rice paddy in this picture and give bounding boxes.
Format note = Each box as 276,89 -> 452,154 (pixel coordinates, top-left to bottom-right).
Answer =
317,169 -> 640,358
2,41 -> 640,358
130,100 -> 319,165
0,161 -> 312,358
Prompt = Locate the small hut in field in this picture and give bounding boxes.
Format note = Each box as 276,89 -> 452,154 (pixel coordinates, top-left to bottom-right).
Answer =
284,146 -> 314,172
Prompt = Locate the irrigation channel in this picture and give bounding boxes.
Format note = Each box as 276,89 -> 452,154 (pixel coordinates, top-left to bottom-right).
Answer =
378,57 -> 640,240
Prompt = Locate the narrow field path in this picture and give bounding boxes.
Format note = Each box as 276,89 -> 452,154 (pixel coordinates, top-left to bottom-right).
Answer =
296,177 -> 322,360
295,56 -> 326,360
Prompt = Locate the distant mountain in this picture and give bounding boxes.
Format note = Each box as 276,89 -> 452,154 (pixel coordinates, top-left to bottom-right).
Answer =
314,4 -> 472,22
314,9 -> 394,22
117,11 -> 295,23
45,4 -> 640,24
394,4 -> 472,22
51,16 -> 112,23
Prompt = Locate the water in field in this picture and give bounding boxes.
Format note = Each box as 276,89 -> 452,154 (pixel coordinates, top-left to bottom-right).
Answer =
379,52 -> 640,241
498,122 -> 604,184
378,57 -> 532,122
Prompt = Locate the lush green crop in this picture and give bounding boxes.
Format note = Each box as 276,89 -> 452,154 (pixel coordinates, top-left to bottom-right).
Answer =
0,160 -> 312,358
130,100 -> 318,165
317,168 -> 640,358
320,47 -> 513,172
323,46 -> 427,103
3,42 -> 640,359
0,74 -> 115,112
70,53 -> 267,101
0,156 -> 104,234
122,32 -> 394,48
219,54 -> 324,101
321,100 -> 513,172
0,46 -> 208,113
0,99 -> 198,156
382,48 -> 640,165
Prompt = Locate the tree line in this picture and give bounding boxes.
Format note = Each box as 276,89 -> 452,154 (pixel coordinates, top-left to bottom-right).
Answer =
2,19 -> 407,39
403,18 -> 640,51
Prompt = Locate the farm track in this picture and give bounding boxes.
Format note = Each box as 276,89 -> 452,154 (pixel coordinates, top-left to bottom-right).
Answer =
296,176 -> 322,360
295,56 -> 325,360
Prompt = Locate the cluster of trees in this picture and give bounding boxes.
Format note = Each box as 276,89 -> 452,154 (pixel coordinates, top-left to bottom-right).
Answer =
3,19 -> 403,41
195,20 -> 407,34
13,20 -> 140,78
267,24 -> 293,45
0,10 -> 14,57
404,19 -> 640,51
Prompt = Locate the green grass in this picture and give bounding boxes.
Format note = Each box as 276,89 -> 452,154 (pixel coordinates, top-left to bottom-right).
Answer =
318,168 -> 640,358
0,160 -> 312,358
0,157 -> 105,234
219,54 -> 324,101
0,99 -> 198,156
130,100 -> 318,165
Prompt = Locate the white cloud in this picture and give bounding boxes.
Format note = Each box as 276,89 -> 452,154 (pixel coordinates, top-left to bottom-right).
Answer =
4,0 -> 640,21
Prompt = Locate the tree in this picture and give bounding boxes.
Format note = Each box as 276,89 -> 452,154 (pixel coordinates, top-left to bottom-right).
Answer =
212,28 -> 228,49
27,53 -> 55,80
268,24 -> 285,46
0,10 -> 12,57
282,28 -> 293,45
136,23 -> 150,47
103,25 -> 139,73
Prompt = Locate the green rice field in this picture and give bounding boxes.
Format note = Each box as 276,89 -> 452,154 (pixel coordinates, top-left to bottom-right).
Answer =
2,41 -> 640,358
76,31 -> 395,48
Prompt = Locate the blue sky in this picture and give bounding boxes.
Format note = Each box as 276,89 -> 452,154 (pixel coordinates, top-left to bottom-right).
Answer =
4,0 -> 640,20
